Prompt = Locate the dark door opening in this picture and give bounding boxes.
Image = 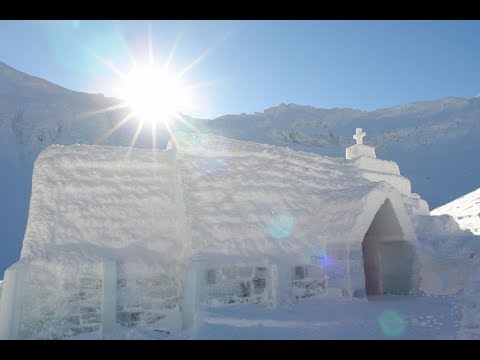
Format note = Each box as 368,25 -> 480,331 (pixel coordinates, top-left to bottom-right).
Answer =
362,199 -> 413,296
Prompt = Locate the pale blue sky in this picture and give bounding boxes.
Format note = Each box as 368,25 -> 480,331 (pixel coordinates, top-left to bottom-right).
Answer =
1,20 -> 479,119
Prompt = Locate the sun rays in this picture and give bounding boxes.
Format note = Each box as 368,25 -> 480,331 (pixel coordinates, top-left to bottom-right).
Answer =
71,21 -> 227,155
118,64 -> 189,126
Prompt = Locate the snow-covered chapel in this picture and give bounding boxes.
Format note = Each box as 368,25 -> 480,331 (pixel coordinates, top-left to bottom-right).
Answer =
0,128 -> 469,339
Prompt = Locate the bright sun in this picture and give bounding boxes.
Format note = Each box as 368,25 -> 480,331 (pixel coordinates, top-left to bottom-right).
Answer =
120,64 -> 188,125
85,26 -> 219,151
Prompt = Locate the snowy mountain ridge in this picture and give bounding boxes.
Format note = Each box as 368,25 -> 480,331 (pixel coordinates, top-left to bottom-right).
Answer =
1,61 -> 480,275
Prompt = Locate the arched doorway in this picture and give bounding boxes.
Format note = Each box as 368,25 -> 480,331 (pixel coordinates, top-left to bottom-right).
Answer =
362,199 -> 413,296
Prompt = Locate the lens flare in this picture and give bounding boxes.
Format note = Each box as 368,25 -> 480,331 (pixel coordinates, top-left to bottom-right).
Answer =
265,210 -> 294,239
378,310 -> 406,337
119,64 -> 189,126
63,21 -> 224,152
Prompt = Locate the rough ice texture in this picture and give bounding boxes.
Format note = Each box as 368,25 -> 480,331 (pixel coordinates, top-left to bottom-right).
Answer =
431,187 -> 480,235
15,145 -> 186,338
21,134 -> 418,266
173,134 -> 420,302
350,156 -> 400,175
19,135 -> 418,283
173,134 -> 415,258
361,171 -> 411,195
460,257 -> 480,335
402,195 -> 430,217
345,144 -> 376,160
7,133 -> 445,338
413,214 -> 480,295
347,154 -> 411,196
428,187 -> 480,331
21,145 -> 180,266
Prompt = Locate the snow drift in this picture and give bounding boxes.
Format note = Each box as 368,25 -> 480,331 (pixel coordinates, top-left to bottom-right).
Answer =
431,187 -> 480,235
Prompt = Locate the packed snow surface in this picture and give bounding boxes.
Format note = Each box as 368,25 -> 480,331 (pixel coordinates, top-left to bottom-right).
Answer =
431,187 -> 480,235
68,295 -> 466,340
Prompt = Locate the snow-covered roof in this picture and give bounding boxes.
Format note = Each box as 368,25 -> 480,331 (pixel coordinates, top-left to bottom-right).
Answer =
20,133 -> 419,267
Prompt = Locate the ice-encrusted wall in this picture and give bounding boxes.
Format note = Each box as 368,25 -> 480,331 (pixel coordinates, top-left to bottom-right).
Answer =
174,134 -> 419,301
10,145 -> 186,338
6,260 -> 183,339
176,134 -> 372,259
461,258 -> 480,333
414,215 -> 480,295
1,133 -> 436,338
18,261 -> 103,339
21,145 -> 180,261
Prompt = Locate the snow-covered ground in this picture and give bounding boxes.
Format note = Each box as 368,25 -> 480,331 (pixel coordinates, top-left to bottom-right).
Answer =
431,187 -> 480,235
69,294 -> 465,340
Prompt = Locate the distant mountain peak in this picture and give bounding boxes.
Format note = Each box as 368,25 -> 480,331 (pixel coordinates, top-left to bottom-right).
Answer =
0,61 -> 32,77
0,60 -> 103,98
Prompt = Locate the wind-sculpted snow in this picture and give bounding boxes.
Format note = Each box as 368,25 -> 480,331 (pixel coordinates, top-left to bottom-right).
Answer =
172,134 -> 416,264
431,187 -> 480,235
21,145 -> 179,265
413,214 -> 480,295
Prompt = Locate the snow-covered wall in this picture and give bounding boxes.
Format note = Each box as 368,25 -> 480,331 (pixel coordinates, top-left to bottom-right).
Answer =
414,214 -> 480,295
360,171 -> 411,196
459,256 -> 480,339
19,134 -> 422,288
12,145 -> 186,338
5,133 -> 434,338
21,145 -> 179,263
350,156 -> 400,175
177,134 -> 371,260
346,144 -> 376,160
403,194 -> 430,217
174,133 -> 419,300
